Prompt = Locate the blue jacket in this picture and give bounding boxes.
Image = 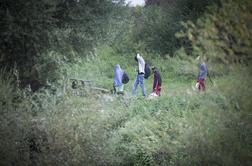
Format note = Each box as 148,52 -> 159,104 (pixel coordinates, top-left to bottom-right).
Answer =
198,62 -> 208,80
114,64 -> 124,87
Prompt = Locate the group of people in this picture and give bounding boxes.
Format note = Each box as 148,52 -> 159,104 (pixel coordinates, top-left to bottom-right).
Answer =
113,53 -> 208,97
113,53 -> 162,97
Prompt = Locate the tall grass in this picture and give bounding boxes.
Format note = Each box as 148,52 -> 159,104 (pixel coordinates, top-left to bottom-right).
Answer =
0,50 -> 251,165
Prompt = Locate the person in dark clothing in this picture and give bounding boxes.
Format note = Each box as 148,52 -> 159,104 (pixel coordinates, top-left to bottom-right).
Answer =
151,66 -> 162,96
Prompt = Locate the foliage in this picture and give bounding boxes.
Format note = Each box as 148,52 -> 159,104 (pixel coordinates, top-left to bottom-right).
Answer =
176,0 -> 252,63
0,69 -> 57,165
54,0 -> 119,53
0,0 -> 121,90
0,0 -> 58,89
1,52 -> 252,165
0,0 -> 252,165
118,0 -> 219,55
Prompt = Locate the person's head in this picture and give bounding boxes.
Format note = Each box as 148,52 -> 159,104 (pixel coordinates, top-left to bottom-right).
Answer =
152,66 -> 157,72
196,56 -> 205,64
115,64 -> 121,71
134,53 -> 140,62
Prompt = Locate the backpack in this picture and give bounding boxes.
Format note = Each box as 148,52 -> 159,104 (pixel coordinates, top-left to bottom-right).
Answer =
122,72 -> 129,84
144,63 -> 151,79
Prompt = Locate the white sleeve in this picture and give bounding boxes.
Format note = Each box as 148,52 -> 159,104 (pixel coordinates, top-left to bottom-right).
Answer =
137,55 -> 145,73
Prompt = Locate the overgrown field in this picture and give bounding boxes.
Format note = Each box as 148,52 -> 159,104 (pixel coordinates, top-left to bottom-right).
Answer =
1,47 -> 251,165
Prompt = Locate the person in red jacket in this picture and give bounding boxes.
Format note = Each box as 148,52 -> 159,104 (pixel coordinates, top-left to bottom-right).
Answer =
151,66 -> 162,96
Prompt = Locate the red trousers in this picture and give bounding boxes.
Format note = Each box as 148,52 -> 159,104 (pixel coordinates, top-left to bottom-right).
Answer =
198,79 -> 205,91
153,84 -> 161,96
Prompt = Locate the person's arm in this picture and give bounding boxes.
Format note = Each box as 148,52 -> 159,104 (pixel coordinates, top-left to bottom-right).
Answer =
137,56 -> 145,74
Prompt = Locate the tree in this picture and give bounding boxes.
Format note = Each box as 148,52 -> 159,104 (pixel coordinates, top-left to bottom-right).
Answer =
0,0 -> 58,90
128,0 -> 219,55
145,0 -> 160,6
54,0 -> 116,53
176,0 -> 252,63
0,0 -> 121,90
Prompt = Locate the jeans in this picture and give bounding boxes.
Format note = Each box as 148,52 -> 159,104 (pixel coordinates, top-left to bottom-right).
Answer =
132,74 -> 146,96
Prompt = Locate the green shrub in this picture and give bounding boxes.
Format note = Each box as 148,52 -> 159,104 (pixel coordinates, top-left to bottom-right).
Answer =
1,48 -> 251,165
176,0 -> 252,63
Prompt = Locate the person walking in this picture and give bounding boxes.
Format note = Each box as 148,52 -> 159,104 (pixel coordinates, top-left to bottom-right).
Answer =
132,53 -> 147,96
196,56 -> 208,91
113,64 -> 124,94
151,66 -> 162,96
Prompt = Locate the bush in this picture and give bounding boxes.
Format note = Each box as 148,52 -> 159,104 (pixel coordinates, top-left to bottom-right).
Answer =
1,54 -> 252,165
176,0 -> 252,63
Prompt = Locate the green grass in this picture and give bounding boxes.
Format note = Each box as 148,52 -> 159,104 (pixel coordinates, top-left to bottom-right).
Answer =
0,46 -> 252,165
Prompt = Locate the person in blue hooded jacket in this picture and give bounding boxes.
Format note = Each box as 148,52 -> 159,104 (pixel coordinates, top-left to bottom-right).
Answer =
196,56 -> 208,91
113,64 -> 124,94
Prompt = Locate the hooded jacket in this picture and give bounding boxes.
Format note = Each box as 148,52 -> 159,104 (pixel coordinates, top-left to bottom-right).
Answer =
114,64 -> 124,87
198,62 -> 208,80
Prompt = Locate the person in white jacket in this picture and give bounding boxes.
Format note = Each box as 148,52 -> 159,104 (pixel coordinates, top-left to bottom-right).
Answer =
132,53 -> 147,96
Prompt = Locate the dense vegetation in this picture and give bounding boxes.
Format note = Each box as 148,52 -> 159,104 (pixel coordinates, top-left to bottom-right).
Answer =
0,0 -> 252,165
0,0 -> 122,90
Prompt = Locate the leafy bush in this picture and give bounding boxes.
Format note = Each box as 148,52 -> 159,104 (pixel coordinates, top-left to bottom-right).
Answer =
1,53 -> 252,165
117,0 -> 218,55
0,0 -> 122,90
1,1 -> 252,165
176,0 -> 252,63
